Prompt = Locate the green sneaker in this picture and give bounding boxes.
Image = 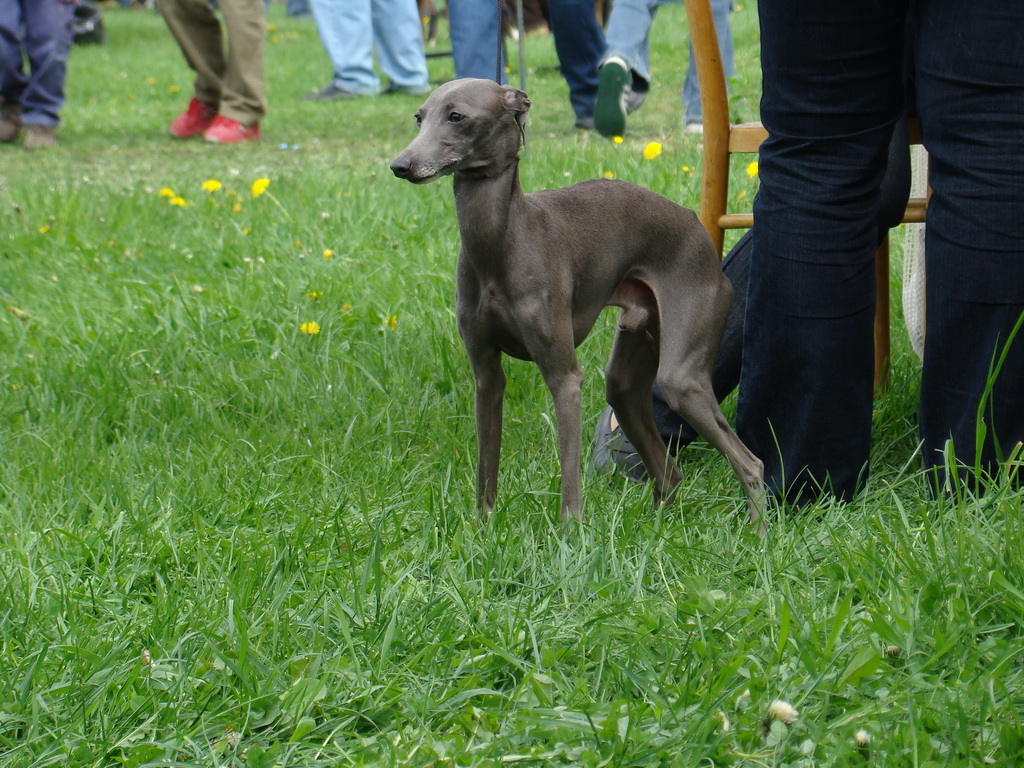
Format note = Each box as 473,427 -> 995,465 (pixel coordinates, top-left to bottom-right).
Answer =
594,57 -> 631,138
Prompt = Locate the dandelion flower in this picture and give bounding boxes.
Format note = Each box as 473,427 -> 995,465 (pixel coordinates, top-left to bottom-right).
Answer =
300,321 -> 321,335
158,187 -> 176,198
306,291 -> 322,301
383,314 -> 398,331
202,179 -> 223,192
643,141 -> 663,160
746,160 -> 759,178
855,730 -> 870,748
170,196 -> 188,207
38,226 -> 50,234
232,202 -> 242,214
340,303 -> 353,314
603,171 -> 614,179
168,85 -> 180,94
251,178 -> 270,197
324,249 -> 335,260
612,136 -> 624,144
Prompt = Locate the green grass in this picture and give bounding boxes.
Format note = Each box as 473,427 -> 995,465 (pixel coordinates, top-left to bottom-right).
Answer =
1,4 -> 1022,767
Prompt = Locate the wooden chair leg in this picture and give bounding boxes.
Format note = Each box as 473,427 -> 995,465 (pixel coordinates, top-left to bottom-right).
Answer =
874,237 -> 891,393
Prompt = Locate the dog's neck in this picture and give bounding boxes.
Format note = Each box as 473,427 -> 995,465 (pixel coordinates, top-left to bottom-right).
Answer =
452,158 -> 524,265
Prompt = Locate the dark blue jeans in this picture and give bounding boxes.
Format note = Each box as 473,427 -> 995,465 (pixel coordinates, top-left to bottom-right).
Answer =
546,0 -> 605,121
0,0 -> 75,126
738,0 -> 1024,504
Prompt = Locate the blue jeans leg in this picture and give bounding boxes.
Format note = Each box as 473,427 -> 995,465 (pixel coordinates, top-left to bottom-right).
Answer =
738,0 -> 908,505
370,0 -> 428,88
914,0 -> 1024,481
546,0 -> 605,120
601,0 -> 659,87
682,0 -> 732,123
447,0 -> 504,82
309,0 -> 379,94
0,0 -> 74,126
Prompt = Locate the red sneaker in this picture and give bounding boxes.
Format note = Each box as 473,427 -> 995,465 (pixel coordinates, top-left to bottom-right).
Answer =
169,98 -> 217,138
203,115 -> 260,144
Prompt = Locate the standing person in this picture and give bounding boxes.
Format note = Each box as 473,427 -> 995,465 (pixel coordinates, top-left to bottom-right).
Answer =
157,0 -> 266,144
739,0 -> 1024,504
0,0 -> 76,149
447,0 -> 504,83
303,0 -> 428,100
593,0 -> 732,137
546,0 -> 605,130
447,0 -> 606,130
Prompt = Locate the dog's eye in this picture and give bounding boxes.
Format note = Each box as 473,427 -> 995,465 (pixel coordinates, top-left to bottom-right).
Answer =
448,112 -> 465,123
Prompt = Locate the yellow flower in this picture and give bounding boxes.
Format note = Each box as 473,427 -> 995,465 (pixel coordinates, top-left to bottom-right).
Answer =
38,226 -> 50,234
251,178 -> 270,197
202,179 -> 223,192
170,196 -> 188,207
603,170 -> 614,179
146,77 -> 158,85
232,202 -> 242,213
168,85 -> 180,94
323,249 -> 335,260
746,160 -> 759,178
340,302 -> 353,313
612,136 -> 624,144
300,321 -> 321,335
158,187 -> 175,198
384,314 -> 398,331
682,165 -> 692,172
643,141 -> 663,160
306,291 -> 322,301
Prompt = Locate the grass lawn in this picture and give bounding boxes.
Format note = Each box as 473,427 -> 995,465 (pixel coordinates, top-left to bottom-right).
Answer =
1,4 -> 1022,766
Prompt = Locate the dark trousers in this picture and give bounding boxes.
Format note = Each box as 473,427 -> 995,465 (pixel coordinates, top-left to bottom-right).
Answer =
546,0 -> 605,121
0,0 -> 75,126
739,0 -> 1024,504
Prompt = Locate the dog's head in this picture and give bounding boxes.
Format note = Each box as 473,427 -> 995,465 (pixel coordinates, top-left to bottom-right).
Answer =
390,78 -> 531,184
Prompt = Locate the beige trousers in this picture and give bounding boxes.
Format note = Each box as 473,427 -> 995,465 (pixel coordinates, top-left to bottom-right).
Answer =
157,0 -> 266,125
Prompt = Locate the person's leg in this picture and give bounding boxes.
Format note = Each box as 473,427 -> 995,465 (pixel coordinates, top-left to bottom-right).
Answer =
447,0 -> 504,82
682,0 -> 731,125
545,0 -> 605,123
738,0 -> 908,506
0,0 -> 27,106
601,0 -> 658,86
371,0 -> 428,91
217,0 -> 265,124
308,0 -> 379,94
915,0 -> 1024,484
16,0 -> 74,127
157,0 -> 226,108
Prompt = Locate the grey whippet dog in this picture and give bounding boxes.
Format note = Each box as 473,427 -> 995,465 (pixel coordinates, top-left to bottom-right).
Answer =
390,78 -> 765,526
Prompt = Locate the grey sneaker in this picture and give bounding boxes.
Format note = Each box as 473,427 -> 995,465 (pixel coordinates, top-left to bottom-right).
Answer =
302,82 -> 361,101
383,82 -> 430,96
592,406 -> 649,482
23,124 -> 57,149
0,99 -> 21,143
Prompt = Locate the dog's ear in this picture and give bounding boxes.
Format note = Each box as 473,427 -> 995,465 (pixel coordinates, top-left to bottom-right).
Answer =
500,85 -> 531,134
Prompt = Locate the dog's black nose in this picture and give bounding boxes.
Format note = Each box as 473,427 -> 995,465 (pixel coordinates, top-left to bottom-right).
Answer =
390,156 -> 412,178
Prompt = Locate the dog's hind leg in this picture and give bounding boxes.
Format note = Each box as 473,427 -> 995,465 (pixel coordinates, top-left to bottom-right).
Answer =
605,327 -> 684,504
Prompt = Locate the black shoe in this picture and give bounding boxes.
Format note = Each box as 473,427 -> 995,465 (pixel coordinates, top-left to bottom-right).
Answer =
575,115 -> 595,130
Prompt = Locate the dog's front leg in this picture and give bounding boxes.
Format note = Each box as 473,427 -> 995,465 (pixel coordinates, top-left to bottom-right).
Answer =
533,354 -> 585,524
470,347 -> 506,521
